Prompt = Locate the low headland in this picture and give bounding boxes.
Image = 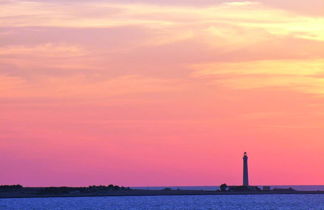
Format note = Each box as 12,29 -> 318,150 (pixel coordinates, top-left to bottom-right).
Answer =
0,184 -> 323,199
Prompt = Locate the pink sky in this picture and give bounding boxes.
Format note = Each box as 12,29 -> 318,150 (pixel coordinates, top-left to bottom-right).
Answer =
0,0 -> 324,187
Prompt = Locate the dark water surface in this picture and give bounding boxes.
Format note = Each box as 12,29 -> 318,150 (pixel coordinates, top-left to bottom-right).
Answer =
1,194 -> 324,210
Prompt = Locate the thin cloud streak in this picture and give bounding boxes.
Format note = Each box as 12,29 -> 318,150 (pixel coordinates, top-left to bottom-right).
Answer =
1,1 -> 323,42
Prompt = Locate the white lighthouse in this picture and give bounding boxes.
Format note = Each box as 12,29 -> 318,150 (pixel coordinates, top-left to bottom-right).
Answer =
243,152 -> 249,186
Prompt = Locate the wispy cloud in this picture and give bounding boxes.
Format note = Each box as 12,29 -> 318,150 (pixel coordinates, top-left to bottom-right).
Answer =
1,1 -> 323,42
0,74 -> 184,99
0,43 -> 87,57
191,59 -> 324,95
1,0 -> 324,98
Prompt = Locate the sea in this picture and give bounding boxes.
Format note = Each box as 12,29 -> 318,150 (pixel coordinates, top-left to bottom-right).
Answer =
0,186 -> 324,210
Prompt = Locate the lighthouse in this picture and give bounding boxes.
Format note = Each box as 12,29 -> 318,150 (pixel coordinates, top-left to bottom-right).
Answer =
243,152 -> 249,186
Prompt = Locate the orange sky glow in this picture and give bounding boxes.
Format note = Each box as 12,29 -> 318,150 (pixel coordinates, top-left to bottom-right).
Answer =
0,0 -> 324,187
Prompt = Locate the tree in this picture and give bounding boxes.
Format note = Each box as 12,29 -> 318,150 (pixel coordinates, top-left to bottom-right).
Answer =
220,184 -> 228,192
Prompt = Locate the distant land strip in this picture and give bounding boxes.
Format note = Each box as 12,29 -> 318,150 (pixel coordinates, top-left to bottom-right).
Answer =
0,185 -> 324,199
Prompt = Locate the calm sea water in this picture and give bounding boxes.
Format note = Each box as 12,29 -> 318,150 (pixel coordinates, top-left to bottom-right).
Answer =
1,195 -> 324,210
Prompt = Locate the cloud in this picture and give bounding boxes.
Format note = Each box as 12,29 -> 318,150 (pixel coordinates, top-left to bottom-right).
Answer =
0,43 -> 94,78
0,74 -> 184,99
0,75 -> 26,95
0,43 -> 87,57
7,0 -> 323,16
222,1 -> 258,6
191,59 -> 324,95
192,60 -> 324,76
1,0 -> 324,97
1,0 -> 323,43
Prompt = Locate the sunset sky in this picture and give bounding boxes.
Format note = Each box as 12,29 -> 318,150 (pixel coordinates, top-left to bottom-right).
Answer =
1,0 -> 324,187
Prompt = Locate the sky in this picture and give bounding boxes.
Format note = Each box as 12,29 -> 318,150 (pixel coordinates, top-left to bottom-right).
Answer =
0,0 -> 324,187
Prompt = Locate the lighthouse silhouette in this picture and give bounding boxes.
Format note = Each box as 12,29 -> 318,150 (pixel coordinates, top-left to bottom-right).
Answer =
243,152 -> 249,186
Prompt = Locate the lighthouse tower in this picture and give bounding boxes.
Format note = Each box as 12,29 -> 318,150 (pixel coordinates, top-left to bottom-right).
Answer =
243,152 -> 249,186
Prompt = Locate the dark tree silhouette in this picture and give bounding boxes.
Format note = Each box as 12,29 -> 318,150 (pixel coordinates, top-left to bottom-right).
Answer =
220,184 -> 228,192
